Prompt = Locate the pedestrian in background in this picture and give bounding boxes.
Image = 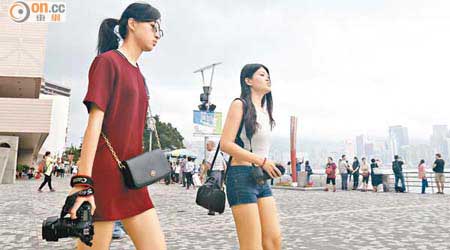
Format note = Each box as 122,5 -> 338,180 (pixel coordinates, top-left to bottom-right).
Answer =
38,151 -> 55,192
418,159 -> 428,194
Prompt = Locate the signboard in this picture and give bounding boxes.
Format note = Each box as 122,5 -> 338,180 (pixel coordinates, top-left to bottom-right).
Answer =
193,111 -> 222,135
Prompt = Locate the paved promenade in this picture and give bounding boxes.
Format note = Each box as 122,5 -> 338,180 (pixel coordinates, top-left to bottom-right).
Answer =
1,177 -> 450,249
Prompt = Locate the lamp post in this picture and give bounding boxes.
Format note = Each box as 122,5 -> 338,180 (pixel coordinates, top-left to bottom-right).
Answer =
148,116 -> 156,152
194,62 -> 222,158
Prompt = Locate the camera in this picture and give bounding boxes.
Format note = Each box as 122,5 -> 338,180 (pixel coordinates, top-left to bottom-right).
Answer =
253,164 -> 286,185
42,201 -> 94,246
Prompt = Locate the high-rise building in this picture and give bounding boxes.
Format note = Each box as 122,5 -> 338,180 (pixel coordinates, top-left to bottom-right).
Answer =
364,143 -> 374,159
356,135 -> 365,158
344,139 -> 355,157
0,3 -> 52,184
430,125 -> 449,160
389,125 -> 410,157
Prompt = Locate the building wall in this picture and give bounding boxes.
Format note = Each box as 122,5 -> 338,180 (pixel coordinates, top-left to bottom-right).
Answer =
0,135 -> 19,184
0,1 -> 48,78
0,98 -> 52,133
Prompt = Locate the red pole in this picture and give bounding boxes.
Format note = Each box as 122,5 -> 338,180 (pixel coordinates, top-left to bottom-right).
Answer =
290,116 -> 298,183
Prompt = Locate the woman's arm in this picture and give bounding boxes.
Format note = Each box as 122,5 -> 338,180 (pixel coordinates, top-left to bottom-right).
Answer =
220,100 -> 280,177
219,100 -> 264,166
77,104 -> 105,176
68,104 -> 104,219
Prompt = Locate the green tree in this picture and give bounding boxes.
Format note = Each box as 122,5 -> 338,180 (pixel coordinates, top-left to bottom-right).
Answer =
63,143 -> 82,163
143,115 -> 184,151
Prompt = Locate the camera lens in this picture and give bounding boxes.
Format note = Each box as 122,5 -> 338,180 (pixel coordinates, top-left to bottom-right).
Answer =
42,216 -> 60,241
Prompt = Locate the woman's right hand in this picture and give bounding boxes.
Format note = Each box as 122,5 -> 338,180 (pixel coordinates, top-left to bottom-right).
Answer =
68,186 -> 96,219
261,159 -> 282,178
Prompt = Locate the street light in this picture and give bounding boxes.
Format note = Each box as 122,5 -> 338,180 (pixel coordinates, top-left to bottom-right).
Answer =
194,62 -> 221,112
194,62 -> 222,158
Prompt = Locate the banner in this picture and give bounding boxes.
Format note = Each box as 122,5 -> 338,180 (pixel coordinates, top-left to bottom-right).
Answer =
193,111 -> 222,135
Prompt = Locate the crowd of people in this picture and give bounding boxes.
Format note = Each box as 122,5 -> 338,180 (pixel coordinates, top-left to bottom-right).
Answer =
163,150 -> 448,197
36,151 -> 79,192
319,153 -> 446,194
16,152 -> 78,182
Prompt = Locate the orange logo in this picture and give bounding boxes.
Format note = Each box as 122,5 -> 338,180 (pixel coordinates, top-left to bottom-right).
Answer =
8,1 -> 66,23
9,1 -> 30,23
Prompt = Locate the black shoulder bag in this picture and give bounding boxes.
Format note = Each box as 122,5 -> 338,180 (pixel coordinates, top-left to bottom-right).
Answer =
196,98 -> 246,213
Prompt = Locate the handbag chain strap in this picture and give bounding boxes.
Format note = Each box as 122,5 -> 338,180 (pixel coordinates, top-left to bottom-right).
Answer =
101,132 -> 126,169
101,81 -> 162,170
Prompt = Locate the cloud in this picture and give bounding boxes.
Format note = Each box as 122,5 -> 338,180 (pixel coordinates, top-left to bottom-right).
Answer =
44,0 -> 450,146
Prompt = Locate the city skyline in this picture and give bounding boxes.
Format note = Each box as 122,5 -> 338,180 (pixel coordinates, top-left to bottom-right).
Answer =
40,0 -> 450,148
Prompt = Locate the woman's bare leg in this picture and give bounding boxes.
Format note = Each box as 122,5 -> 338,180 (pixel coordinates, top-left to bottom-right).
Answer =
258,197 -> 282,250
121,208 -> 166,250
231,203 -> 263,250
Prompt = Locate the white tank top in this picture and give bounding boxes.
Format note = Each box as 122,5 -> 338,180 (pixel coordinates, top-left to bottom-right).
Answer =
240,108 -> 271,158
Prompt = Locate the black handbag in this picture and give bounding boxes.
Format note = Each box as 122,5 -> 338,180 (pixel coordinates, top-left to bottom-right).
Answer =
195,145 -> 227,213
196,98 -> 246,213
102,92 -> 171,189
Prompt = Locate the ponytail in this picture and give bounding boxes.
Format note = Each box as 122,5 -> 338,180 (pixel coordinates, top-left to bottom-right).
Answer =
97,18 -> 120,55
96,3 -> 161,55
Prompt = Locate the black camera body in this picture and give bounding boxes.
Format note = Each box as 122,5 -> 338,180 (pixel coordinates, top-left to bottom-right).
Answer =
253,164 -> 286,185
42,201 -> 94,246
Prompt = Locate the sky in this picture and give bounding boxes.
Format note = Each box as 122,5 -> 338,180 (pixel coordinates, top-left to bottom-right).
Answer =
43,0 -> 450,147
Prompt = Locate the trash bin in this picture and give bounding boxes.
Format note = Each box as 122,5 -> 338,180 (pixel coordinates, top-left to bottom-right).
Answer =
382,174 -> 391,192
297,171 -> 307,187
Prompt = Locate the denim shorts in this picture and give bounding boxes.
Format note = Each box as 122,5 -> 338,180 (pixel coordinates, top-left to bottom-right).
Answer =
225,165 -> 273,207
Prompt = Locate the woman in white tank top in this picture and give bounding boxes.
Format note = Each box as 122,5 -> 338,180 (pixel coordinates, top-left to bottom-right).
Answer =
220,64 -> 282,250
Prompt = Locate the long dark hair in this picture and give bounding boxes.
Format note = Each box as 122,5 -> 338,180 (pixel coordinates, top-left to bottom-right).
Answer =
97,2 -> 161,54
418,159 -> 425,167
240,64 -> 275,140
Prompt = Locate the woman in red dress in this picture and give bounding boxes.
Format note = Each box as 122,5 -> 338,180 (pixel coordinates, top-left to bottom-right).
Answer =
67,3 -> 166,249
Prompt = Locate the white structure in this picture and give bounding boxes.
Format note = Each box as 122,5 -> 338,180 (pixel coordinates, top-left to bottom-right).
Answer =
39,82 -> 71,157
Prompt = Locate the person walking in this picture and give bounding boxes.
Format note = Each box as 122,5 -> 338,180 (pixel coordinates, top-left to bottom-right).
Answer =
432,153 -> 445,194
185,157 -> 195,190
38,151 -> 55,192
180,156 -> 187,187
202,140 -> 227,215
220,64 -> 282,250
173,160 -> 180,183
59,161 -> 65,178
66,3 -> 166,249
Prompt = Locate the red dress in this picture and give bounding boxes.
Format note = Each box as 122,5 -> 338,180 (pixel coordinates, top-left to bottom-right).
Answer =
83,50 -> 154,221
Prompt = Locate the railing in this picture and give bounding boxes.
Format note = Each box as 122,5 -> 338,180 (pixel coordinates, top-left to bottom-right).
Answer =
401,171 -> 450,193
299,170 -> 450,193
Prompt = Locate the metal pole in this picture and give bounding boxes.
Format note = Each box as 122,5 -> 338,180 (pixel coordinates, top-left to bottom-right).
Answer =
209,65 -> 215,88
290,116 -> 298,185
201,71 -> 205,86
148,116 -> 153,152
